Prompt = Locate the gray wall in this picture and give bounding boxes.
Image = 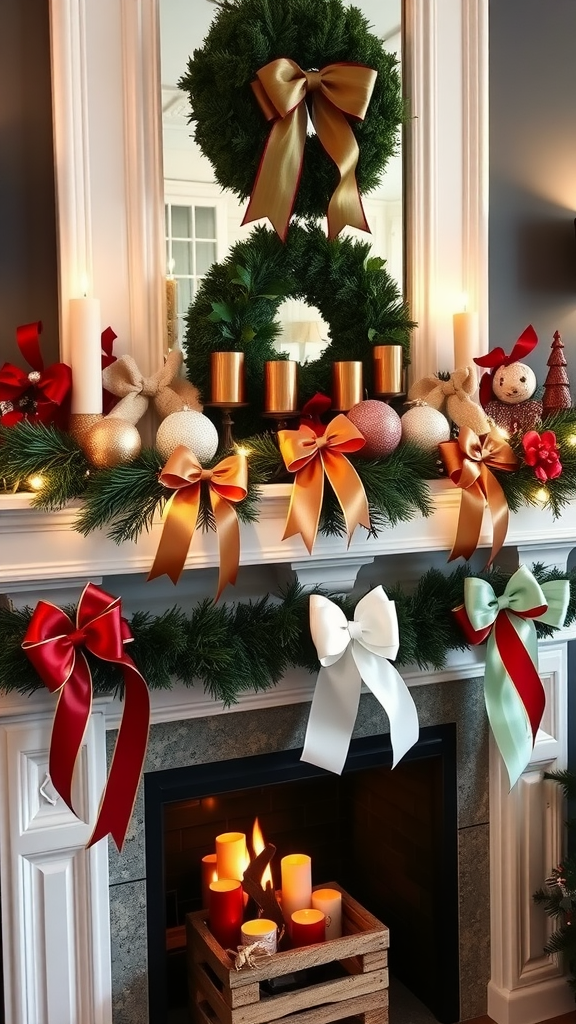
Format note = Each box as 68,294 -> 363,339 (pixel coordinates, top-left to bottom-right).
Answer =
489,0 -> 576,385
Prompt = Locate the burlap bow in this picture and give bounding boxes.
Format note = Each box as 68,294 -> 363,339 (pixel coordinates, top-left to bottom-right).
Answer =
439,426 -> 520,565
301,587 -> 419,774
242,58 -> 377,241
408,367 -> 489,434
102,349 -> 187,424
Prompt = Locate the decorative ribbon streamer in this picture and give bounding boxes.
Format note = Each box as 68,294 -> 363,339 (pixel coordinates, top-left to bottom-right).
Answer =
407,366 -> 489,434
439,426 -> 519,566
101,326 -> 119,414
278,414 -> 370,554
474,324 -> 538,407
102,349 -> 186,424
301,587 -> 419,774
21,583 -> 150,851
299,393 -> 332,436
452,565 -> 569,788
243,58 -> 377,241
0,321 -> 72,426
148,445 -> 248,599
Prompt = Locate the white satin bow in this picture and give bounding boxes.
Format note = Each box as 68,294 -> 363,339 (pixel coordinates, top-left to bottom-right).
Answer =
301,586 -> 420,774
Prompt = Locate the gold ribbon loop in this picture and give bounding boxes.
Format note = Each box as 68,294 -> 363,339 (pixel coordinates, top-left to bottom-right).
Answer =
439,426 -> 519,565
148,445 -> 248,599
244,58 -> 377,241
278,414 -> 370,554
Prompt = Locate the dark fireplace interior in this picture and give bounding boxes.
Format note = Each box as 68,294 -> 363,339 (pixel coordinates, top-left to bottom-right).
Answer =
145,725 -> 459,1024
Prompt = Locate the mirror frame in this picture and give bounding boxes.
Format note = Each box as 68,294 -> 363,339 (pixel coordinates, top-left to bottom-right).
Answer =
49,0 -> 488,384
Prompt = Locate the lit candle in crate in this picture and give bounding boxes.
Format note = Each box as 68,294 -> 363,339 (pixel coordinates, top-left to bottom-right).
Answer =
240,918 -> 278,954
311,887 -> 342,940
215,831 -> 248,881
291,908 -> 326,946
280,853 -> 312,924
201,853 -> 218,909
208,879 -> 243,950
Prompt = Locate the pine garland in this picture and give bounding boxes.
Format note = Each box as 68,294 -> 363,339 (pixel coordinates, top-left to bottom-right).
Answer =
1,563 -> 574,705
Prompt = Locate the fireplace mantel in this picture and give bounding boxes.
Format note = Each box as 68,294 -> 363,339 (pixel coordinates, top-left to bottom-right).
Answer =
0,485 -> 575,1024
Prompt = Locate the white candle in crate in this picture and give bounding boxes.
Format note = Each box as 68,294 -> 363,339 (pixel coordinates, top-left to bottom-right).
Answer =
280,853 -> 312,923
215,832 -> 247,881
312,887 -> 342,940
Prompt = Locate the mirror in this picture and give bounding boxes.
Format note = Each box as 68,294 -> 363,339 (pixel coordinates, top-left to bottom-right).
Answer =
159,0 -> 402,361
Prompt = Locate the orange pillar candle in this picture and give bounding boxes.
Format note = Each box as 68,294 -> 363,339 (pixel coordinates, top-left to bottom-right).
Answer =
280,853 -> 312,923
215,831 -> 247,881
373,345 -> 403,396
208,879 -> 244,950
331,361 -> 363,411
240,918 -> 278,954
201,853 -> 218,909
311,887 -> 342,940
211,351 -> 245,404
291,909 -> 326,946
264,361 -> 298,413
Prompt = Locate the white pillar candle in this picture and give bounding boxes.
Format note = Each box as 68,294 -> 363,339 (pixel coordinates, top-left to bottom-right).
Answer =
240,918 -> 278,954
453,310 -> 479,371
215,832 -> 248,881
311,887 -> 342,940
69,297 -> 103,414
280,853 -> 312,923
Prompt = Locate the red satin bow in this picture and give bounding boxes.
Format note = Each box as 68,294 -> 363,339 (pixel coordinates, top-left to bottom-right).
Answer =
22,583 -> 150,851
299,393 -> 332,436
474,324 -> 538,407
101,326 -> 119,414
0,321 -> 72,425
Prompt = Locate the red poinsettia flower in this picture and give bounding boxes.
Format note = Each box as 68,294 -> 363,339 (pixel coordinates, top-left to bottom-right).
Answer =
522,429 -> 562,482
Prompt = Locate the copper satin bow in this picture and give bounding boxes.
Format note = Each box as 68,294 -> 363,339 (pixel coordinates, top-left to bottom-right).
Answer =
148,445 -> 248,599
439,426 -> 519,565
278,414 -> 370,554
407,367 -> 489,435
21,583 -> 150,851
474,324 -> 538,406
242,58 -> 377,241
0,321 -> 71,425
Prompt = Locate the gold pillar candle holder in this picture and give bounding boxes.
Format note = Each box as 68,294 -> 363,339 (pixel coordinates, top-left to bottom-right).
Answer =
331,361 -> 363,412
210,351 -> 245,405
373,344 -> 404,399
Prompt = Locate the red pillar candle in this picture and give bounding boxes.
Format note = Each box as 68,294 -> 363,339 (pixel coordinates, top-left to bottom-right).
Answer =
209,879 -> 244,951
201,853 -> 218,910
291,908 -> 326,947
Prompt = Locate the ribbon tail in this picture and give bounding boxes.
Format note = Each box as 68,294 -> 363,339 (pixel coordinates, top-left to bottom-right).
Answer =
148,489 -> 199,584
495,612 -> 544,743
283,457 -> 324,554
301,648 -> 361,774
242,102 -> 306,242
449,482 -> 484,561
352,645 -> 419,768
482,467 -> 510,566
312,95 -> 369,239
212,492 -> 241,602
484,629 -> 535,789
49,654 -> 92,814
88,659 -> 150,851
322,449 -> 370,545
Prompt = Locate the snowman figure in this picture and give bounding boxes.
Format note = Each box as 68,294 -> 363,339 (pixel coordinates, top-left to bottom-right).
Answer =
475,325 -> 543,434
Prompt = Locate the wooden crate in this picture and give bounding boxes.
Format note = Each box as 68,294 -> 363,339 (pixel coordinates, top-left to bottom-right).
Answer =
186,882 -> 389,1024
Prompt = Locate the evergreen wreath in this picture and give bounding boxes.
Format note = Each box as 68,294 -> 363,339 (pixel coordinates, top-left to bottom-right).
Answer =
0,562 -> 574,705
178,0 -> 404,220
184,222 -> 414,436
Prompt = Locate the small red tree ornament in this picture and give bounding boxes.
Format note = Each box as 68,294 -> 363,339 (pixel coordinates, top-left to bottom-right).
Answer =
542,331 -> 572,416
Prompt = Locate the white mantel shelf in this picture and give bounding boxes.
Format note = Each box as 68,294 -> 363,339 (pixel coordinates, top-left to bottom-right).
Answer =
1,480 -> 576,587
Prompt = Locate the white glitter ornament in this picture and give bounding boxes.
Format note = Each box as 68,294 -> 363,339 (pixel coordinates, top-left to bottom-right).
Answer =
401,403 -> 451,451
346,399 -> 402,458
491,362 -> 537,404
156,410 -> 219,464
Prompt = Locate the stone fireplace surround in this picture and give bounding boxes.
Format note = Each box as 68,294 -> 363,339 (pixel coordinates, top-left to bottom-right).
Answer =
0,482 -> 575,1024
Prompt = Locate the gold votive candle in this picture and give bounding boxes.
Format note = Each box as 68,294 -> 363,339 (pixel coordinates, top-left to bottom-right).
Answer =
331,361 -> 363,411
373,344 -> 404,395
211,351 -> 245,404
264,360 -> 298,413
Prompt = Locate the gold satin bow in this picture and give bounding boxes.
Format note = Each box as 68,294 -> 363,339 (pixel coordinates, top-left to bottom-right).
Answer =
278,414 -> 370,554
408,367 -> 489,434
242,58 -> 377,241
439,426 -> 520,565
148,445 -> 248,599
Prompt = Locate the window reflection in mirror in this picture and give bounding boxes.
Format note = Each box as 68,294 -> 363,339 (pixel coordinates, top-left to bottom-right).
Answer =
160,0 -> 402,360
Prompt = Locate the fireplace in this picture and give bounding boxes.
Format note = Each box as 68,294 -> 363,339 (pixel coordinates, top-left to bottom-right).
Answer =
145,725 -> 460,1024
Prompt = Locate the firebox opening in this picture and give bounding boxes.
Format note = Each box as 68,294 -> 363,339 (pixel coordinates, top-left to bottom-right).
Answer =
145,724 -> 459,1024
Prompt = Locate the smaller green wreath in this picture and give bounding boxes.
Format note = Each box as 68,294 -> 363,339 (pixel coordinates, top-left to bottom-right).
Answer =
178,0 -> 404,221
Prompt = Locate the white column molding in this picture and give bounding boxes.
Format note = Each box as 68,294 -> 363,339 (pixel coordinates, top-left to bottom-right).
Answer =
277,556 -> 375,594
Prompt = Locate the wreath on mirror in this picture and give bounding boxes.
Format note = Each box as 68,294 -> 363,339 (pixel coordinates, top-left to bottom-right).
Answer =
178,0 -> 405,220
184,222 -> 414,437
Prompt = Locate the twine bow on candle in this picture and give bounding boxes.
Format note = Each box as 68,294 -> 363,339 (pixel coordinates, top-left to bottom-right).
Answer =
302,587 -> 419,774
148,445 -> 248,598
439,426 -> 519,565
453,565 -> 569,787
243,58 -> 377,241
278,414 -> 370,554
474,324 -> 538,407
0,321 -> 72,425
21,583 -> 150,851
102,349 -> 188,423
408,367 -> 489,434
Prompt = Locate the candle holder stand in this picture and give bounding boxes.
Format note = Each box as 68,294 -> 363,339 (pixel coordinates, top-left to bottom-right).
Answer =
205,402 -> 249,452
262,410 -> 301,433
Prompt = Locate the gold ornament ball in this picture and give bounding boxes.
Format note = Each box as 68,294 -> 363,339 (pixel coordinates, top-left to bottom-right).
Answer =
346,399 -> 402,458
156,410 -> 219,464
401,404 -> 451,451
84,418 -> 142,468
